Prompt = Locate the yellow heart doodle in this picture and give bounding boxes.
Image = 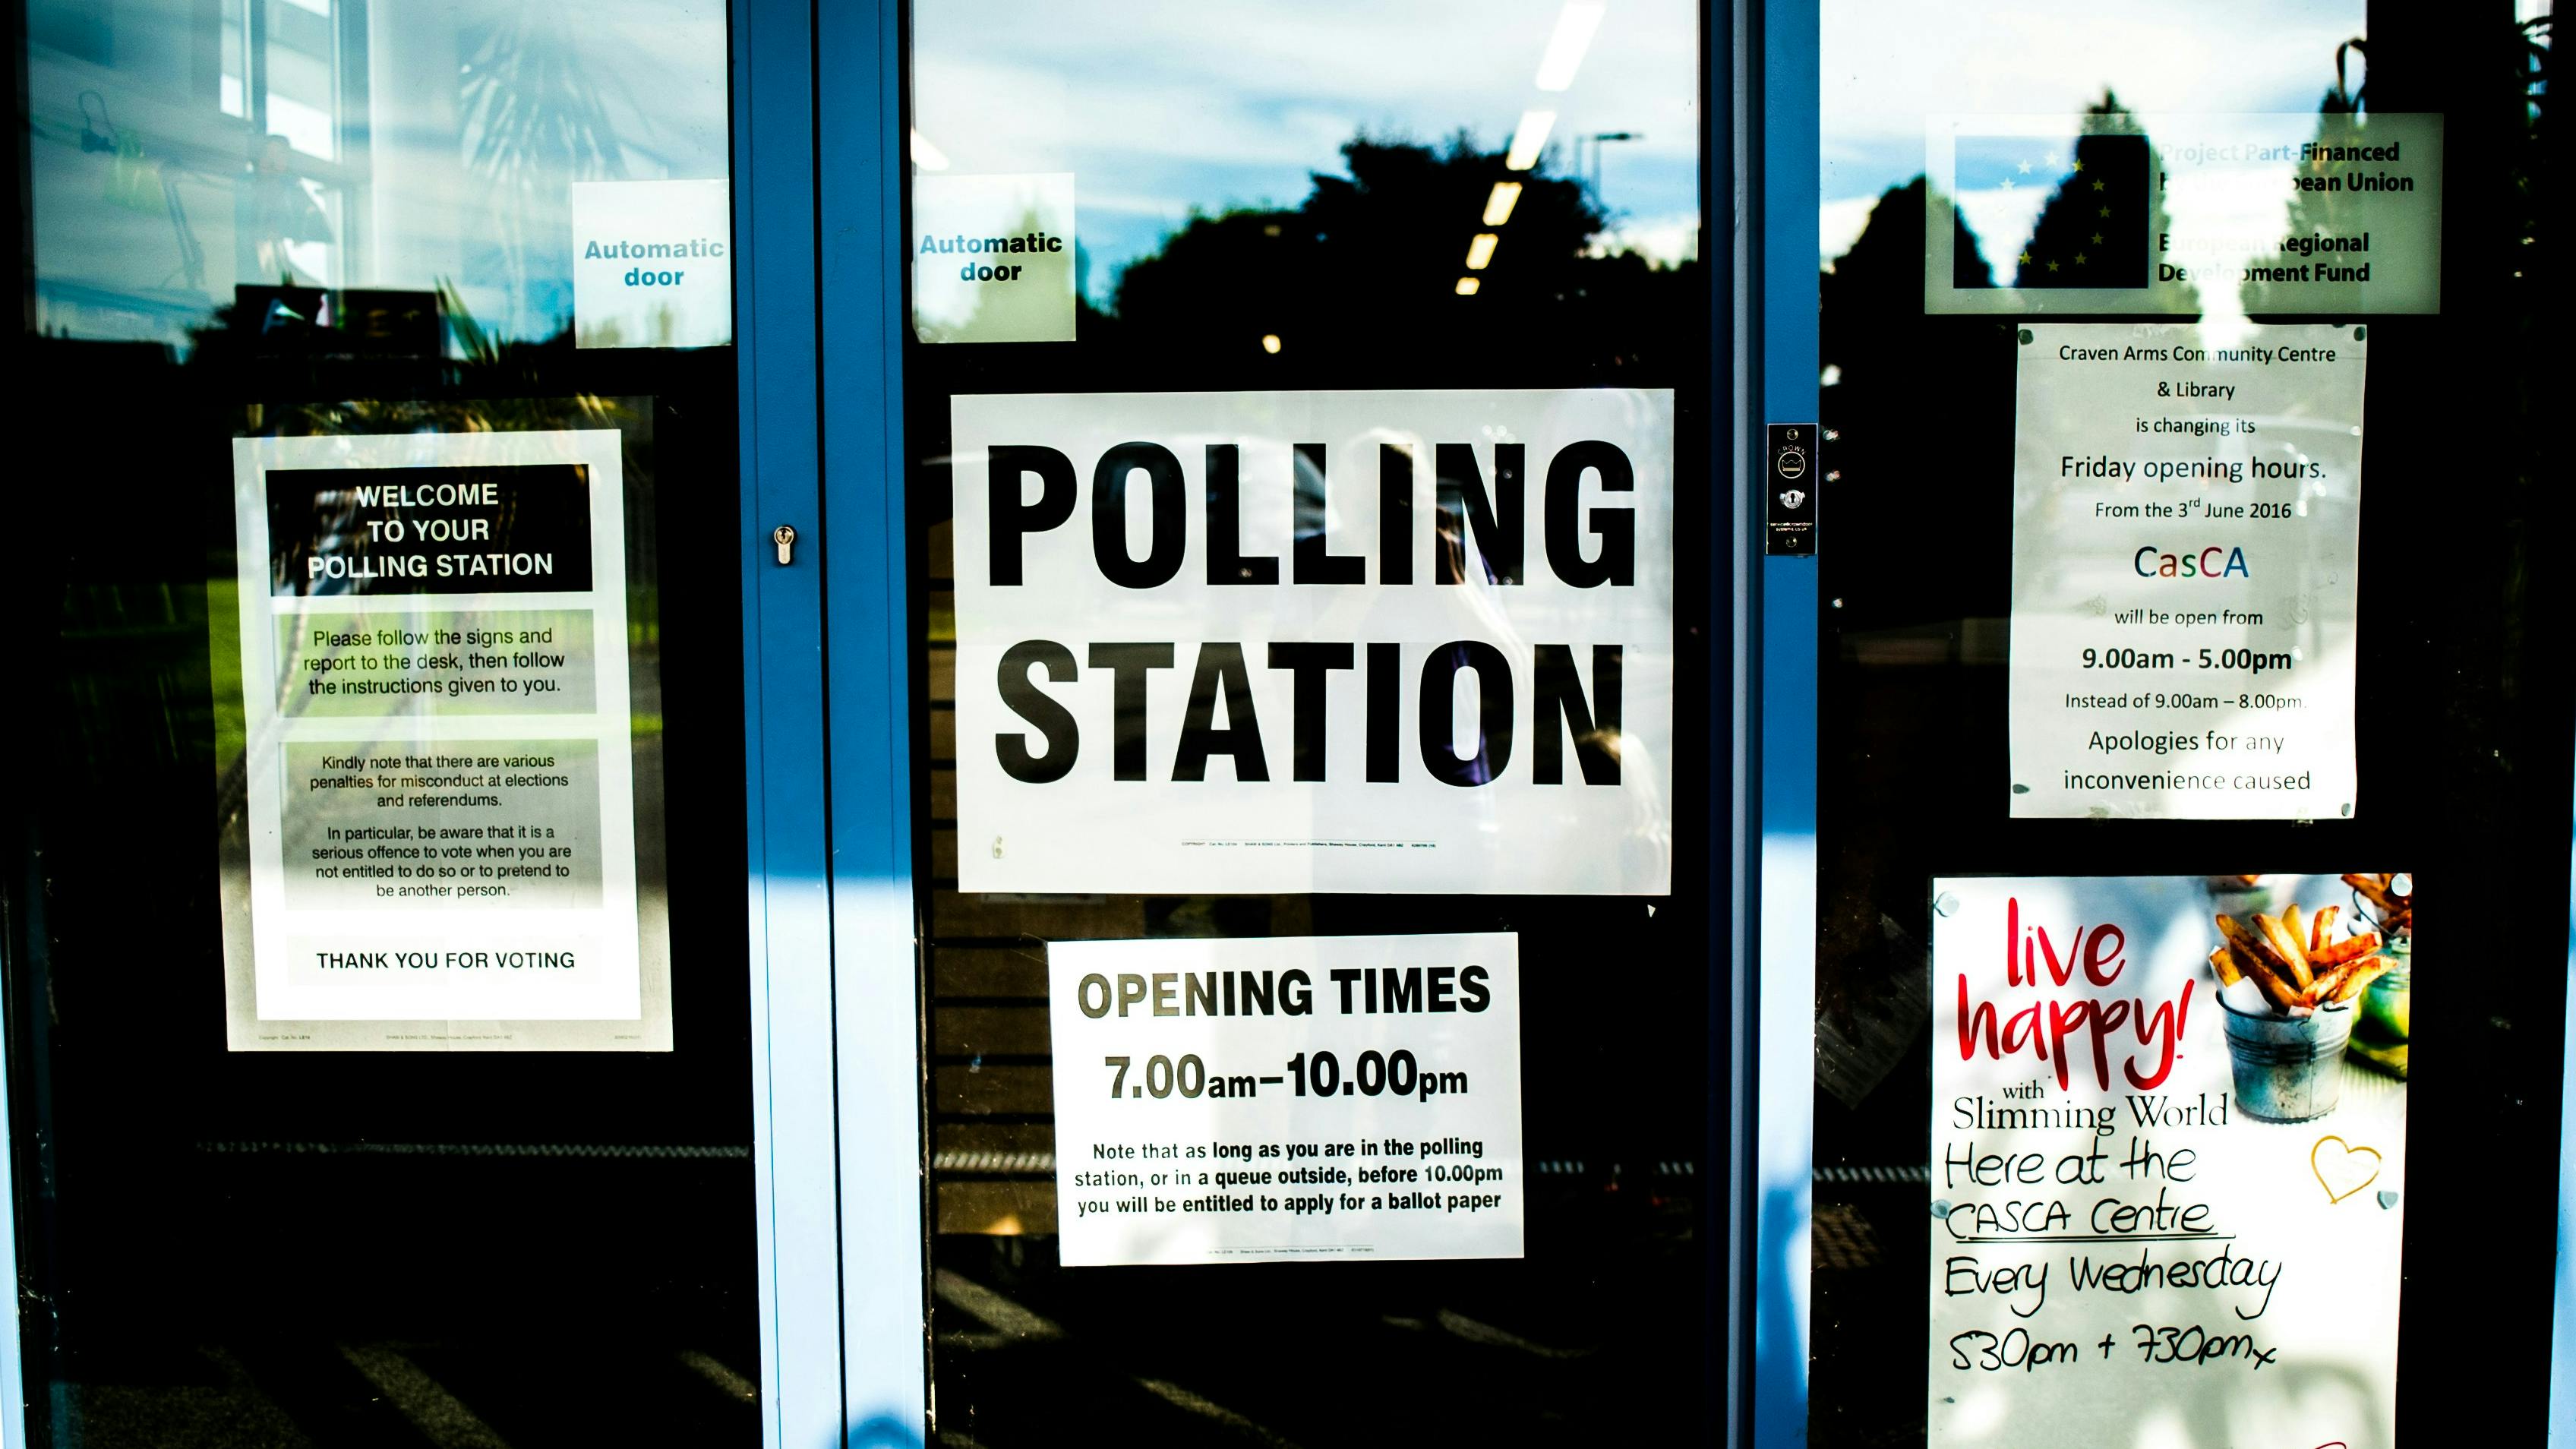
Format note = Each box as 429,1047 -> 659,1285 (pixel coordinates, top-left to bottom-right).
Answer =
2310,1135 -> 2383,1204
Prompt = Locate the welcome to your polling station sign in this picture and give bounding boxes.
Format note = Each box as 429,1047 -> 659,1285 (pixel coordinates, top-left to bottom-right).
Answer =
952,388 -> 1676,895
223,429 -> 664,1051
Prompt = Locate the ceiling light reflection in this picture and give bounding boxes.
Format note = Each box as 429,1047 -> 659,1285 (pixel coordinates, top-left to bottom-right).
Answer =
909,130 -> 950,171
1261,334 -> 1282,354
1482,182 -> 1523,226
1455,277 -> 1482,295
1466,234 -> 1498,270
1533,2 -> 1608,92
1504,111 -> 1556,172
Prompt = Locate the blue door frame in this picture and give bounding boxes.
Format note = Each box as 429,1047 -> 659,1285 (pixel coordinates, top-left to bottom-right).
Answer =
1745,0 -> 1820,1444
731,0 -> 923,1442
815,0 -> 930,1438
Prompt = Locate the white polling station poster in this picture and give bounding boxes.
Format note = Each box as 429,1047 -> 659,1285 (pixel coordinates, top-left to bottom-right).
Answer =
1048,933 -> 1524,1266
1929,874 -> 2410,1448
225,429 -> 665,1050
2009,324 -> 2366,819
952,388 -> 1675,895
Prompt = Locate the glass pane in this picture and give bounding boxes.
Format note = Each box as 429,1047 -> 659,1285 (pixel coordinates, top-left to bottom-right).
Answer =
9,2 -> 759,1442
27,1 -> 733,351
906,2 -> 1714,1441
1810,2 -> 2559,1443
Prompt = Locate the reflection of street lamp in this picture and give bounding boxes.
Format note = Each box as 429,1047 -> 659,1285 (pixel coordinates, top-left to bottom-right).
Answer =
1574,131 -> 1642,200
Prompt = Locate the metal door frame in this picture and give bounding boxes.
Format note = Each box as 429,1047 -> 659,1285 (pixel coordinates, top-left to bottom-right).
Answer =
734,0 -> 926,1444
1738,0 -> 1821,1443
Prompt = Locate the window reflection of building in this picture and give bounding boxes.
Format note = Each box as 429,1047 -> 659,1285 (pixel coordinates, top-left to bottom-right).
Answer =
27,0 -> 364,343
245,131 -> 333,286
27,0 -> 730,354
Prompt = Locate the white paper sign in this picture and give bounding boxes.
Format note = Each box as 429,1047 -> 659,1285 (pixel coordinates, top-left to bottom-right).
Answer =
226,431 -> 664,1050
570,179 -> 732,349
1930,875 -> 2408,1447
1048,933 -> 1523,1266
2009,324 -> 2366,819
1927,113 -> 2441,315
952,388 -> 1675,895
913,172 -> 1077,343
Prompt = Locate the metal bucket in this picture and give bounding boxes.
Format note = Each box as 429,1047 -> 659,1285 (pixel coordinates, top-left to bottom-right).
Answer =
2218,996 -> 2356,1122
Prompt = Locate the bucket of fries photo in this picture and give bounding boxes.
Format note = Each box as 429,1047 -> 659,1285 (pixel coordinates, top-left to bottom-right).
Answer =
2208,901 -> 2393,1122
2342,873 -> 2413,1076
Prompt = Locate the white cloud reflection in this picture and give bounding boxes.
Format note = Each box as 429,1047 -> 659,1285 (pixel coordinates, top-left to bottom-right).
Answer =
1821,0 -> 2365,262
912,0 -> 1703,303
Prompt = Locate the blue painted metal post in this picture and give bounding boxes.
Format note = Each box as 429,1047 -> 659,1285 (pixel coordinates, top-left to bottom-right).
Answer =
1750,0 -> 1820,1442
733,0 -> 851,1444
816,0 -> 929,1439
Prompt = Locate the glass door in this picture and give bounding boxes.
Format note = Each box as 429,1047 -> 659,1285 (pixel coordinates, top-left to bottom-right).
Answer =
881,2 -> 1732,1443
1782,0 -> 2568,1443
6,2 -> 788,1442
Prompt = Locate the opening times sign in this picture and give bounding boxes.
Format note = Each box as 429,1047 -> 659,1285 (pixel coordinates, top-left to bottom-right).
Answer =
1048,933 -> 1524,1266
951,387 -> 1677,896
2009,324 -> 2367,819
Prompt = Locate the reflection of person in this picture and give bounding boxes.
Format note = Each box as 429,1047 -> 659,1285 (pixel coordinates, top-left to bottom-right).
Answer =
248,134 -> 330,286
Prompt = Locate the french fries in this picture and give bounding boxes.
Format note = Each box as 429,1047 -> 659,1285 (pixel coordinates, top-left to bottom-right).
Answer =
2306,931 -> 2381,969
2218,913 -> 2300,992
2311,953 -> 2395,1006
2324,956 -> 2395,1005
2215,914 -> 2305,1010
2341,873 -> 2413,936
2211,890 -> 2399,1014
2262,909 -> 2314,992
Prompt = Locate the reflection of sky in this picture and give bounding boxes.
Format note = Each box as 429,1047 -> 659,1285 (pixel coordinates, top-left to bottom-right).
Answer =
38,0 -> 1690,345
911,0 -> 1703,307
1820,0 -> 2363,263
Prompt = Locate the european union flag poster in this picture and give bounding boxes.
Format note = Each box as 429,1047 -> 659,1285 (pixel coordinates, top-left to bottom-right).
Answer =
1953,132 -> 2148,289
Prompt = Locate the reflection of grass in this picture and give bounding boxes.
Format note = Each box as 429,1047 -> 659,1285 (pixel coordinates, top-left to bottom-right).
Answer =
628,581 -> 658,649
207,574 -> 247,776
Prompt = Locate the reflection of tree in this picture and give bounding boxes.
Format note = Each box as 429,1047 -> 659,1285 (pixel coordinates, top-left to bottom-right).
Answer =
460,13 -> 635,337
2012,92 -> 2196,311
182,280 -> 623,437
1097,134 -> 1695,373
2242,51 -> 2367,316
1810,177 -> 2020,1240
1820,177 -> 2013,633
1949,195 -> 1994,291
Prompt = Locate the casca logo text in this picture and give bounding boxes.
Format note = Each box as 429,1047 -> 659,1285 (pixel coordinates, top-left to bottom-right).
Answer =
2134,545 -> 2250,579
